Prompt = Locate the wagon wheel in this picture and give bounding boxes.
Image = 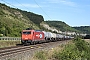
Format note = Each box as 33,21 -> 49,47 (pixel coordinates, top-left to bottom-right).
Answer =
31,41 -> 35,45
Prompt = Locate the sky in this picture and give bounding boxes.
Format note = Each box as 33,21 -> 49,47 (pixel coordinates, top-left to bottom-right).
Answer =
0,0 -> 90,27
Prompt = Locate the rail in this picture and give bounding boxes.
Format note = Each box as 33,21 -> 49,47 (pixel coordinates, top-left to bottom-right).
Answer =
0,37 -> 21,40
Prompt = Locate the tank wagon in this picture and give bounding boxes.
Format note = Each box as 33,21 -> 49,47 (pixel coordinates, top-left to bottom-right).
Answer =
21,29 -> 74,44
56,34 -> 64,40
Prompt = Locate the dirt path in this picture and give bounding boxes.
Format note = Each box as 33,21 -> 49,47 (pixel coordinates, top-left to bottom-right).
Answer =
84,39 -> 90,43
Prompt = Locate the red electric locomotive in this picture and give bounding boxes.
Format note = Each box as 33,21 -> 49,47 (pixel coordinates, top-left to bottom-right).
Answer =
21,30 -> 44,44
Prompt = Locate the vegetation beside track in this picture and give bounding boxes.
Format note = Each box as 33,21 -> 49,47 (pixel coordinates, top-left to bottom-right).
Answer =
34,38 -> 90,60
0,40 -> 21,48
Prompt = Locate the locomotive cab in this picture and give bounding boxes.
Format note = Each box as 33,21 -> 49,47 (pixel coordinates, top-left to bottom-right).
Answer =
21,30 -> 34,44
21,30 -> 44,44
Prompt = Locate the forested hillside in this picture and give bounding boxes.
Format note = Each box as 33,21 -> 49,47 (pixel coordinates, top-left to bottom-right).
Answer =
45,21 -> 80,32
0,3 -> 44,37
19,10 -> 44,25
0,3 -> 89,37
73,26 -> 90,34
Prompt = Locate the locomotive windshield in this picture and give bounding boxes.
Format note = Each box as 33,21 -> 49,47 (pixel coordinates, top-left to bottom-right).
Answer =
23,31 -> 31,34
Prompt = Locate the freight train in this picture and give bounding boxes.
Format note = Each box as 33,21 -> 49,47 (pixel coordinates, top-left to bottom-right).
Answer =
21,29 -> 73,44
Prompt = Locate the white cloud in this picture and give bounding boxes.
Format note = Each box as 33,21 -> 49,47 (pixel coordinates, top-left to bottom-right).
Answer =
14,4 -> 41,8
47,0 -> 60,3
47,0 -> 77,7
61,0 -> 77,7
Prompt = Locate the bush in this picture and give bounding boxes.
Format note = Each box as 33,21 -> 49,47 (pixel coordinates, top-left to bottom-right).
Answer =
73,37 -> 90,59
53,37 -> 90,60
35,51 -> 46,60
53,44 -> 80,60
74,38 -> 87,51
34,37 -> 90,60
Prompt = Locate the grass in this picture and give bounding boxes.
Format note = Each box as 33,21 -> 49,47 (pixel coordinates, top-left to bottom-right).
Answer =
33,41 -> 69,60
34,51 -> 47,60
34,38 -> 90,60
0,40 -> 21,48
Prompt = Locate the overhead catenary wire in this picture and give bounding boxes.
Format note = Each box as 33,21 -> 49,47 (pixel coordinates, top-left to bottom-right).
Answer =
14,0 -> 31,11
14,0 -> 52,20
1,0 -> 17,8
1,0 -> 52,20
33,0 -> 52,20
1,0 -> 30,11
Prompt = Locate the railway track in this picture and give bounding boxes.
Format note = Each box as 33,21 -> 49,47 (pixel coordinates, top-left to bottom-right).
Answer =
0,40 -> 71,60
0,45 -> 41,59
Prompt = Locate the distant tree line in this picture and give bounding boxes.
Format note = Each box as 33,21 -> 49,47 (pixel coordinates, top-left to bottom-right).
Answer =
73,26 -> 90,34
45,21 -> 79,32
